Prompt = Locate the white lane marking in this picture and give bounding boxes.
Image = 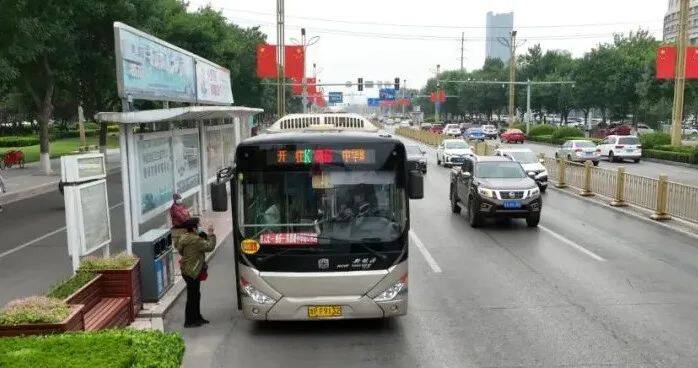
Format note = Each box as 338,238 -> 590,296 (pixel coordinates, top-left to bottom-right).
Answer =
539,225 -> 606,262
409,230 -> 442,273
0,202 -> 123,260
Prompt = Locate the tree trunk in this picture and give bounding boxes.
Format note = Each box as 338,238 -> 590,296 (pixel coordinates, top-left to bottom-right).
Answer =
99,122 -> 108,154
32,54 -> 55,175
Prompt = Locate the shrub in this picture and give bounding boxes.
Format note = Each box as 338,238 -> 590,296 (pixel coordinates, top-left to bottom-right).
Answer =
643,149 -> 695,164
0,297 -> 71,325
528,134 -> 553,143
0,136 -> 39,148
551,126 -> 584,139
512,123 -> 526,132
46,272 -> 97,300
528,124 -> 555,137
79,253 -> 138,271
0,329 -> 185,368
639,132 -> 671,149
107,125 -> 120,133
654,144 -> 696,154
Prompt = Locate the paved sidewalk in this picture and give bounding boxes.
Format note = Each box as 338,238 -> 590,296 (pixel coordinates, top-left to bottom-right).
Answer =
0,148 -> 121,205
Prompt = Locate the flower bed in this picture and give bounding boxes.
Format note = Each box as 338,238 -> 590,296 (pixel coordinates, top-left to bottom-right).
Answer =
79,254 -> 142,321
0,298 -> 84,337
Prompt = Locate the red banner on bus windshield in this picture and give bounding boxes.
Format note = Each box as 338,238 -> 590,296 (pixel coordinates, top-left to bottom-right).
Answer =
259,232 -> 319,245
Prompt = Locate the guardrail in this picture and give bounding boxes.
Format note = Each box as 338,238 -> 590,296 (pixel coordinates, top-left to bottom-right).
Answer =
394,127 -> 498,155
541,156 -> 698,224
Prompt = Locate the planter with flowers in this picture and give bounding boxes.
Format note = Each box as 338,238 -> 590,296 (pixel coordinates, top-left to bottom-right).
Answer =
0,297 -> 84,337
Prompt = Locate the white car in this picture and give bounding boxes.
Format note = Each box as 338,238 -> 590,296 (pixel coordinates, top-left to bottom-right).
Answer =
436,139 -> 473,167
597,135 -> 642,163
443,123 -> 462,136
495,148 -> 548,192
398,121 -> 410,128
555,139 -> 600,165
636,124 -> 654,135
481,124 -> 498,139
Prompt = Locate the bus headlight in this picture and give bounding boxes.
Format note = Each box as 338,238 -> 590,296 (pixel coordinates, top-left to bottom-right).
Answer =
240,277 -> 276,304
373,275 -> 408,302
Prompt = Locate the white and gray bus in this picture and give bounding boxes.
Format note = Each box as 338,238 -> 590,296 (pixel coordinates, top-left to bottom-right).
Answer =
226,113 -> 423,320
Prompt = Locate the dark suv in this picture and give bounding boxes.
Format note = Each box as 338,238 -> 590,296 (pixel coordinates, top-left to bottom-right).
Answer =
449,156 -> 542,227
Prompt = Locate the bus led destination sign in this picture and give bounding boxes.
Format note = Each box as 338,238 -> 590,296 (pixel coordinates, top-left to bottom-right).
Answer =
274,148 -> 375,165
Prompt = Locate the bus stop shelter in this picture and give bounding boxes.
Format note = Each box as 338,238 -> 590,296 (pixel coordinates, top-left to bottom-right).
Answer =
96,105 -> 263,253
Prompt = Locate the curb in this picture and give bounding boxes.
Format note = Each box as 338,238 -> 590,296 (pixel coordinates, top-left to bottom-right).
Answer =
136,230 -> 231,319
547,185 -> 698,241
0,166 -> 121,205
641,157 -> 698,169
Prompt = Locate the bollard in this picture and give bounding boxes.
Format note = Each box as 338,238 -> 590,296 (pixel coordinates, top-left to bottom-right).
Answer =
610,166 -> 627,207
556,158 -> 567,188
651,174 -> 671,221
579,160 -> 594,196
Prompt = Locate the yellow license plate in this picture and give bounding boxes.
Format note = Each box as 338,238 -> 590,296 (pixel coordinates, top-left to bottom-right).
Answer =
307,305 -> 342,318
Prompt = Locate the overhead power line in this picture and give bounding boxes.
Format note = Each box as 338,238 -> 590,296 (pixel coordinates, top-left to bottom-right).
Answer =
220,7 -> 661,30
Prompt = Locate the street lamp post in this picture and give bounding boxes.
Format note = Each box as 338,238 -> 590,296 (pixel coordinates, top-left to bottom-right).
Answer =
291,29 -> 320,114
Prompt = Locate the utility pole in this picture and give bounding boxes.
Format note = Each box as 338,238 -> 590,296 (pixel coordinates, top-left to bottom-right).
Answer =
507,30 -> 517,128
276,0 -> 285,117
435,64 -> 441,123
526,79 -> 532,133
401,79 -> 407,116
301,28 -> 308,113
671,0 -> 689,145
460,32 -> 465,72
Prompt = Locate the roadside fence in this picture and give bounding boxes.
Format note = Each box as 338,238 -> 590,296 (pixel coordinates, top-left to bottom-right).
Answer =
394,127 -> 498,155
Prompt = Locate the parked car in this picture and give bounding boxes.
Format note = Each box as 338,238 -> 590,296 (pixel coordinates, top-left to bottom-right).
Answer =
406,144 -> 428,174
555,139 -> 600,165
429,125 -> 444,134
398,120 -> 410,128
436,139 -> 473,167
500,129 -> 525,144
609,124 -> 632,136
449,155 -> 542,227
495,148 -> 548,192
481,124 -> 498,139
420,122 -> 433,130
635,123 -> 654,135
597,135 -> 642,163
464,127 -> 487,141
444,123 -> 462,136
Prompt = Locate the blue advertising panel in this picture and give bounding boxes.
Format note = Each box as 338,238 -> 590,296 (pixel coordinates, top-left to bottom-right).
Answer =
379,88 -> 396,100
367,98 -> 381,106
328,92 -> 343,103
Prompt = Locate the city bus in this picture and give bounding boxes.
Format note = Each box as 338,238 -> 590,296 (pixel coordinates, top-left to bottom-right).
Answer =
226,113 -> 423,320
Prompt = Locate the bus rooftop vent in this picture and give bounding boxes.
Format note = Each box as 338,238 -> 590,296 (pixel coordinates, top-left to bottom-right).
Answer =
267,113 -> 378,133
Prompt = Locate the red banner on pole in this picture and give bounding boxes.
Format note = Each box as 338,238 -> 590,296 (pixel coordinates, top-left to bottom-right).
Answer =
290,76 -> 303,95
306,77 -> 317,95
438,90 -> 446,103
256,44 -> 277,78
656,45 -> 676,79
686,46 -> 698,79
284,45 -> 304,81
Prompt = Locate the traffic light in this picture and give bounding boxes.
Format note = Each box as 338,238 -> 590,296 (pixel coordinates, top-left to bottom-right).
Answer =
357,78 -> 363,91
394,77 -> 400,90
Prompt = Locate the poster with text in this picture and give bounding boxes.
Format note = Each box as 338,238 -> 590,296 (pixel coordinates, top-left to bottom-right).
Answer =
137,137 -> 173,217
173,133 -> 201,194
79,181 -> 111,255
196,60 -> 234,105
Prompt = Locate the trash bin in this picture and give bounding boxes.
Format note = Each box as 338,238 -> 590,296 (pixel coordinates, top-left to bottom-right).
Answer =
133,229 -> 175,302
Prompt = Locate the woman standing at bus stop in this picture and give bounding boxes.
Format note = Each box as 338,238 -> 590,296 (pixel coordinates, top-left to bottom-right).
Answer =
178,217 -> 216,328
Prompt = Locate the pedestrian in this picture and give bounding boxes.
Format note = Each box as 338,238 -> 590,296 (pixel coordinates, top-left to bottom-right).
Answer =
0,168 -> 7,213
178,217 -> 216,328
170,193 -> 191,250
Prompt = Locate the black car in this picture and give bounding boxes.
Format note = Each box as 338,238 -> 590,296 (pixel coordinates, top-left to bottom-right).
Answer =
406,144 -> 428,174
449,156 -> 541,227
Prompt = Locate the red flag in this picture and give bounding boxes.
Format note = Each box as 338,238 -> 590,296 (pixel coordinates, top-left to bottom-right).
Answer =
429,92 -> 437,103
290,76 -> 303,95
686,46 -> 698,79
438,90 -> 446,103
284,45 -> 304,80
656,45 -> 676,79
306,77 -> 317,95
256,44 -> 277,78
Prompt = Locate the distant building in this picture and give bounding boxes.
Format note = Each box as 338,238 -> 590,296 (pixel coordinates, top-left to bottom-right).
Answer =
485,11 -> 514,63
663,0 -> 698,44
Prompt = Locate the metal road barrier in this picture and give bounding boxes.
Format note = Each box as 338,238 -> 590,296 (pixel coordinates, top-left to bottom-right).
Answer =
541,156 -> 698,224
394,127 -> 498,155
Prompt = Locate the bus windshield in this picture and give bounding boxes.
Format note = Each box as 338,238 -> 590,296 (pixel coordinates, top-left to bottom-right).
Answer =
239,170 -> 406,243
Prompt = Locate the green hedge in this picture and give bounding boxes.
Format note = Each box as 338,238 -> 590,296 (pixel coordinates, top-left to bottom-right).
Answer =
639,132 -> 671,149
0,136 -> 40,147
0,329 -> 185,368
551,126 -> 584,139
528,134 -> 599,145
528,124 -> 555,137
46,272 -> 96,300
643,149 -> 696,164
50,130 -> 98,140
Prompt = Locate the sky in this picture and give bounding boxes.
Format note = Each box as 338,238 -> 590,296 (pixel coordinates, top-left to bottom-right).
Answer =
188,0 -> 667,102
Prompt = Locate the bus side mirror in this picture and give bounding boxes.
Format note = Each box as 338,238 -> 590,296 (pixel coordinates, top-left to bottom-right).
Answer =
408,170 -> 424,199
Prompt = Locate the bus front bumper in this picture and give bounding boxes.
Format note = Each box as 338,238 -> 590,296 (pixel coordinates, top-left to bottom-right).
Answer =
241,295 -> 407,321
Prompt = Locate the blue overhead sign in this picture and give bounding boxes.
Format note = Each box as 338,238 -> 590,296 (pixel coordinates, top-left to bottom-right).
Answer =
367,98 -> 380,107
328,92 -> 343,103
379,88 -> 396,100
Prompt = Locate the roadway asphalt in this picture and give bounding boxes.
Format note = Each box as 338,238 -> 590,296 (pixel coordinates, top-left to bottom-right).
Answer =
164,139 -> 698,367
0,172 -> 126,306
502,141 -> 698,186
